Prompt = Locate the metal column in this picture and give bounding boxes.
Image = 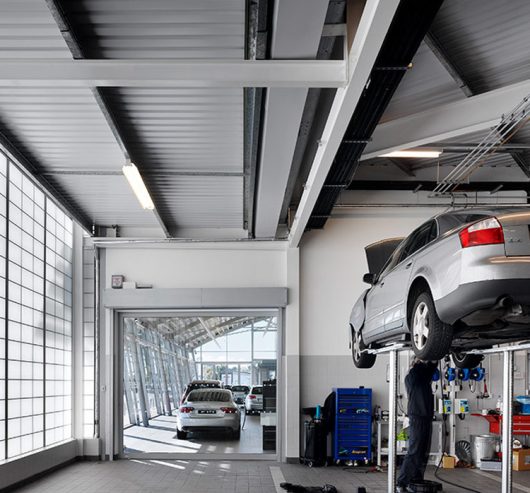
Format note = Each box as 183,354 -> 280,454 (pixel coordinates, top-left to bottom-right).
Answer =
502,350 -> 514,493
388,349 -> 398,493
131,328 -> 149,426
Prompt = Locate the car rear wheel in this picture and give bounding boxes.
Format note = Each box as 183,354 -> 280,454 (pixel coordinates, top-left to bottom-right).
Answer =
410,291 -> 453,360
451,351 -> 484,369
176,429 -> 187,440
352,328 -> 376,369
233,427 -> 241,440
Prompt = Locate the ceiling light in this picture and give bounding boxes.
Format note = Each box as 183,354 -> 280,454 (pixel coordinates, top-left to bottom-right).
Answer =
122,162 -> 155,210
379,150 -> 441,159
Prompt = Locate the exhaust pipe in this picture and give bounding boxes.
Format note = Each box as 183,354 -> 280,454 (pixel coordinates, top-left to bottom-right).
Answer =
493,296 -> 513,311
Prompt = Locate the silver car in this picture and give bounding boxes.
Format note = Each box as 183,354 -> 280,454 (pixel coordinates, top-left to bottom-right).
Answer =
244,385 -> 263,414
350,208 -> 530,369
176,388 -> 241,439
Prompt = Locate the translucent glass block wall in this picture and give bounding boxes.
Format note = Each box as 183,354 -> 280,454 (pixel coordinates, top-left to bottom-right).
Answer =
0,151 -> 74,461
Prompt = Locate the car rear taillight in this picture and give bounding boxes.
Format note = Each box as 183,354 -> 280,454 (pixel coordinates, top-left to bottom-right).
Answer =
248,395 -> 256,400
459,217 -> 504,248
179,406 -> 194,413
220,407 -> 237,414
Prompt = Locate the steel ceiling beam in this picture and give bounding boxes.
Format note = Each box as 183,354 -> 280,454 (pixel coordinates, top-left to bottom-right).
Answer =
0,59 -> 346,88
386,158 -> 416,177
39,170 -> 244,177
288,0 -> 401,247
45,0 -> 172,238
424,32 -> 474,97
253,0 -> 330,238
347,180 -> 530,192
510,151 -> 530,179
362,79 -> 530,160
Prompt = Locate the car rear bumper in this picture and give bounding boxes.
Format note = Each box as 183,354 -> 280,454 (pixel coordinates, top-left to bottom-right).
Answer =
246,402 -> 262,411
177,416 -> 240,431
436,279 -> 530,325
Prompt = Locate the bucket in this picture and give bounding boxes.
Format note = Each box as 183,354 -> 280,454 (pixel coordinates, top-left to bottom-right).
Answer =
471,434 -> 500,466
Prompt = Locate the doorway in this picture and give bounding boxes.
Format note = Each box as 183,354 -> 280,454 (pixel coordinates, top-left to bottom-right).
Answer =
118,311 -> 280,458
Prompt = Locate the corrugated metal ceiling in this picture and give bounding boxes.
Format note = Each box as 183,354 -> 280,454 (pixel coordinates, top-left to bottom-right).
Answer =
0,0 -> 160,230
59,0 -> 246,235
380,42 -> 465,123
430,0 -> 530,94
380,0 -> 530,123
363,0 -> 530,190
0,0 -> 246,236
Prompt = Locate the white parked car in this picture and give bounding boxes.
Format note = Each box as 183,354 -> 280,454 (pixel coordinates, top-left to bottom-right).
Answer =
176,389 -> 241,440
244,385 -> 263,415
231,385 -> 250,404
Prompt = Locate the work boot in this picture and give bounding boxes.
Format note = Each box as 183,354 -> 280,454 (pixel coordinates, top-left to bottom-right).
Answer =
396,485 -> 408,493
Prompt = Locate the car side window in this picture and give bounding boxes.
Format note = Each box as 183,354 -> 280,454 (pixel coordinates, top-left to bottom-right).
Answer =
376,220 -> 436,280
399,221 -> 435,262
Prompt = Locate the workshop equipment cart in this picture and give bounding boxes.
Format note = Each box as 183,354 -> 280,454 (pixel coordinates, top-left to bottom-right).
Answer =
332,387 -> 372,464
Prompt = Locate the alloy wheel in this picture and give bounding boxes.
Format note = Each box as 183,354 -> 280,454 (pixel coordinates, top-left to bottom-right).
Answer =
413,301 -> 430,350
353,331 -> 362,362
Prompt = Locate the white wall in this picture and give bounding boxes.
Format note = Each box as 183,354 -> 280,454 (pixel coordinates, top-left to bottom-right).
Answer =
104,244 -> 287,289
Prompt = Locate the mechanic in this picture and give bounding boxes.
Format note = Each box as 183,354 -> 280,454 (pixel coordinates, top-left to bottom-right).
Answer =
397,358 -> 437,493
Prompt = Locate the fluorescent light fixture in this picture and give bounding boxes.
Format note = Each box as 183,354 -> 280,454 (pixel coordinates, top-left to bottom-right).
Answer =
379,149 -> 441,159
122,162 -> 155,210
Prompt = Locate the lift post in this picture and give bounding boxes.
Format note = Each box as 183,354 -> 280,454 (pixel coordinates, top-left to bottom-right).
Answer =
366,341 -> 530,493
367,343 -> 405,493
466,343 -> 530,493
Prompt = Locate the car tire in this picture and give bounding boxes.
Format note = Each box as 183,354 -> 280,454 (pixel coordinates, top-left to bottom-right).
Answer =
245,409 -> 250,415
410,291 -> 453,360
352,328 -> 376,369
451,351 -> 484,369
176,429 -> 188,440
233,427 -> 241,440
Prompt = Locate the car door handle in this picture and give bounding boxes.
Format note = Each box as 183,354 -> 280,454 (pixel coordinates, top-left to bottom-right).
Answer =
379,282 -> 384,287
405,262 -> 412,269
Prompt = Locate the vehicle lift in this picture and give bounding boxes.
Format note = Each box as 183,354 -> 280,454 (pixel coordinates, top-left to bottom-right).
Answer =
367,341 -> 530,493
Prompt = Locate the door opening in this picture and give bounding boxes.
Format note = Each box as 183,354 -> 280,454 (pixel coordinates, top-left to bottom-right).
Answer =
120,313 -> 279,457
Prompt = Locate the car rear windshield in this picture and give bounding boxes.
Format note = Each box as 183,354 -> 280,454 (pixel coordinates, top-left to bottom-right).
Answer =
188,382 -> 220,391
187,390 -> 231,402
251,387 -> 263,395
437,213 -> 490,235
232,386 -> 249,392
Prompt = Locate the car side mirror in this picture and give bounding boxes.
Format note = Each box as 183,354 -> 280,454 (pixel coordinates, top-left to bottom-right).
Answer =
363,273 -> 376,285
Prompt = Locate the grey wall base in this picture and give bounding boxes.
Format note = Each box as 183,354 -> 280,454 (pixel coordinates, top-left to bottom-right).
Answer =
0,440 -> 77,491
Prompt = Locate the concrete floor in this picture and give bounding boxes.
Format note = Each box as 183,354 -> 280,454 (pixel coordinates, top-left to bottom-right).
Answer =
13,459 -> 530,493
124,413 -> 270,455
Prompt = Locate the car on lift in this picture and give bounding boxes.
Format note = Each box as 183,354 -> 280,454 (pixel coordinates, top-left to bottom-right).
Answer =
176,388 -> 241,440
350,208 -> 530,369
244,385 -> 263,414
180,379 -> 223,404
231,385 -> 250,404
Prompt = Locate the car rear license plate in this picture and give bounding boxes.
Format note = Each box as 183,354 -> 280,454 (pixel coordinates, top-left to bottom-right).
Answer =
198,410 -> 216,415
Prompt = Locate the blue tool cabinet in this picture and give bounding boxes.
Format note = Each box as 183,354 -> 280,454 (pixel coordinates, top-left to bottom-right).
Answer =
332,387 -> 372,463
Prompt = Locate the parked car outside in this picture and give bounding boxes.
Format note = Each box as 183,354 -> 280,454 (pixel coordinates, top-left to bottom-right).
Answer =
244,385 -> 263,414
176,388 -> 240,440
350,208 -> 530,369
231,385 -> 250,404
180,379 -> 223,404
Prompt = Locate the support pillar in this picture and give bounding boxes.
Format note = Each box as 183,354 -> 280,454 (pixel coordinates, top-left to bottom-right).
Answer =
502,350 -> 514,493
131,329 -> 149,426
388,349 -> 398,493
